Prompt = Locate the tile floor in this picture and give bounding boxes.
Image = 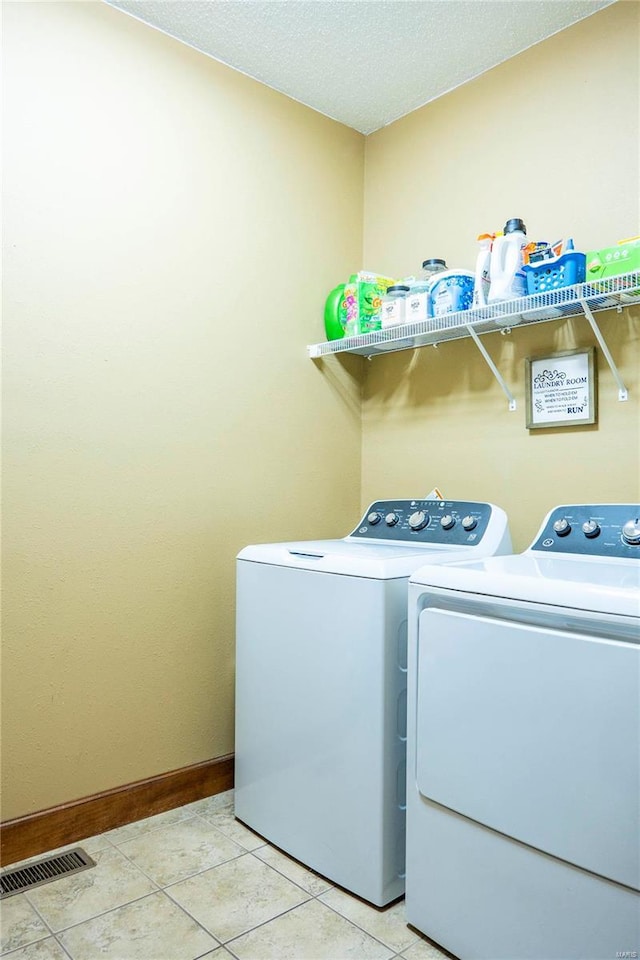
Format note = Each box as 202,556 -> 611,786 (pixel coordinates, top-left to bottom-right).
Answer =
1,791 -> 449,960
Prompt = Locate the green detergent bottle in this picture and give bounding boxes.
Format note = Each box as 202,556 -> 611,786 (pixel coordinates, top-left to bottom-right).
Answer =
323,272 -> 394,340
324,283 -> 347,340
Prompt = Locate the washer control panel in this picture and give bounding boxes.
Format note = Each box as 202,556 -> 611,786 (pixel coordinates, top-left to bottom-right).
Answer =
350,500 -> 494,545
531,504 -> 640,558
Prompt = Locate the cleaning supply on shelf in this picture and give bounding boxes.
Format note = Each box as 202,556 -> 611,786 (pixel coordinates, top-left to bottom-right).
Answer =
323,271 -> 394,339
324,284 -> 347,340
524,238 -> 578,265
353,270 -> 395,335
522,239 -> 586,294
422,259 -> 448,280
404,260 -> 446,323
488,218 -> 528,302
341,276 -> 360,336
421,260 -> 448,317
381,284 -> 410,328
523,239 -> 561,265
404,279 -> 429,324
472,234 -> 494,307
585,237 -> 640,289
429,269 -> 475,317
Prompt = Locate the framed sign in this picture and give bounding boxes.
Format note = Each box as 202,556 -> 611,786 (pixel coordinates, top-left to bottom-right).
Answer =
525,348 -> 597,429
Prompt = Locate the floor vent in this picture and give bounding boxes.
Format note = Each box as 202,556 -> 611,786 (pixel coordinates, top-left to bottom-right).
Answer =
0,848 -> 96,899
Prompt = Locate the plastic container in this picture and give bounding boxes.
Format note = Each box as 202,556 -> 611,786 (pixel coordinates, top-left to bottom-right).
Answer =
488,218 -> 528,302
473,234 -> 493,308
415,260 -> 447,319
404,280 -> 430,324
523,251 -> 586,294
324,284 -> 346,340
381,285 -> 410,328
422,259 -> 447,280
404,261 -> 445,324
429,270 -> 475,317
323,271 -> 394,339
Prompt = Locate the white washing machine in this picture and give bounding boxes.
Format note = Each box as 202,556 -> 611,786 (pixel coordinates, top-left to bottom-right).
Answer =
406,503 -> 640,959
234,498 -> 511,906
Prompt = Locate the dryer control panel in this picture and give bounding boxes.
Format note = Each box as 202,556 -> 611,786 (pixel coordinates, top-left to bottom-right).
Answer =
531,504 -> 640,558
349,499 -> 494,545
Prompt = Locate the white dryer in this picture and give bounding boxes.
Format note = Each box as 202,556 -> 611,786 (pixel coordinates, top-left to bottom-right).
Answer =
406,503 -> 640,959
234,498 -> 511,906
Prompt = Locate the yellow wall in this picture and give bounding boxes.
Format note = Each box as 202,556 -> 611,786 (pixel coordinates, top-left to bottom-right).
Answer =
2,1 -> 364,819
3,0 -> 639,822
362,0 -> 640,550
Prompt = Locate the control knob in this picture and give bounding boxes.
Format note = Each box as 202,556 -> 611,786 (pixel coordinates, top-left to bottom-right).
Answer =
461,515 -> 477,531
409,510 -> 429,531
440,515 -> 455,530
553,518 -> 571,537
582,519 -> 600,539
385,512 -> 399,526
367,512 -> 382,525
622,518 -> 640,545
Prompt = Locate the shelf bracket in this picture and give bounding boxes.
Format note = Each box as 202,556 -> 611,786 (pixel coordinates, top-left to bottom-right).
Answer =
465,325 -> 517,411
578,298 -> 628,401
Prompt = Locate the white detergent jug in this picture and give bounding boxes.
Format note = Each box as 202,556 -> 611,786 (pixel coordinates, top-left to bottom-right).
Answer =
488,218 -> 528,302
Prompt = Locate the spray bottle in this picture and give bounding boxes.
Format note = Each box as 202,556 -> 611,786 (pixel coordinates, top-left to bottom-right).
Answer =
472,234 -> 495,308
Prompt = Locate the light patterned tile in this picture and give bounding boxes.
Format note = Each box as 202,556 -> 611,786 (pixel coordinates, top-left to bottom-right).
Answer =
167,851 -> 309,942
400,935 -> 451,959
197,812 -> 266,852
116,816 -> 244,886
25,846 -> 156,933
0,936 -> 69,960
58,891 -> 217,960
0,894 -> 50,953
181,790 -> 235,819
60,835 -> 112,860
228,898 -> 395,959
100,805 -> 196,845
319,888 -> 417,953
253,845 -> 332,896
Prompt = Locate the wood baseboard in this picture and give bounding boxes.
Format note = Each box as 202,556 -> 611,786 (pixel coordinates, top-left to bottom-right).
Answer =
0,754 -> 234,867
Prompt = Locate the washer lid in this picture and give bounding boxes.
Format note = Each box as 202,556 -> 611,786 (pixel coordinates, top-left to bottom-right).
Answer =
237,538 -> 476,579
410,553 -> 640,617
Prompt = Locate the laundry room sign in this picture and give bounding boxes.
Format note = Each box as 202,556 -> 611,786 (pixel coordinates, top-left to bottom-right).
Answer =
525,348 -> 597,429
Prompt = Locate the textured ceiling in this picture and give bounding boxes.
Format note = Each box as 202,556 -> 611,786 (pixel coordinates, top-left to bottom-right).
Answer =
105,0 -> 615,134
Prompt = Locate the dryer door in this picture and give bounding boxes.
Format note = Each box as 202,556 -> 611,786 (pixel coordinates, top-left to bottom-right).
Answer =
415,605 -> 639,891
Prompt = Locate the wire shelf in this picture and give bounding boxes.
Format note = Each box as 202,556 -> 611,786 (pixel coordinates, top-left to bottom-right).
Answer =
307,271 -> 640,359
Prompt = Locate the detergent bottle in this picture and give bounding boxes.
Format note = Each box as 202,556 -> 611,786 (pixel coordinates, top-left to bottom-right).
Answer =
488,218 -> 528,302
472,234 -> 494,308
324,283 -> 346,340
323,272 -> 393,339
